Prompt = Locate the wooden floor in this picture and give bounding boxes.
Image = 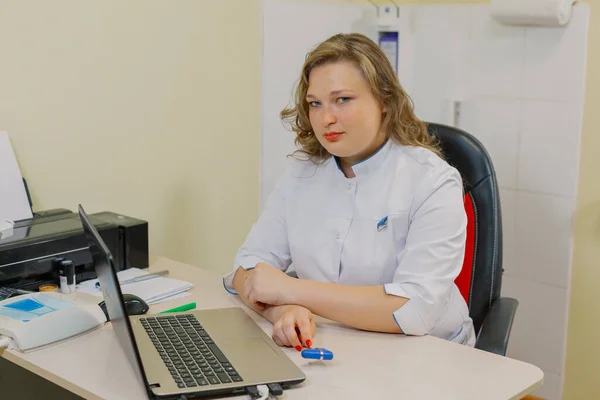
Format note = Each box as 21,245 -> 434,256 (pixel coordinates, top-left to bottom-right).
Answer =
522,396 -> 544,400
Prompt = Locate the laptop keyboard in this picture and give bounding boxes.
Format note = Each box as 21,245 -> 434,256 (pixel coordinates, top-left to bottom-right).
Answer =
141,314 -> 243,389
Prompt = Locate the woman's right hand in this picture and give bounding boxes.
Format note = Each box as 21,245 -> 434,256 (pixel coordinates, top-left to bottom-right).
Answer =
268,305 -> 316,351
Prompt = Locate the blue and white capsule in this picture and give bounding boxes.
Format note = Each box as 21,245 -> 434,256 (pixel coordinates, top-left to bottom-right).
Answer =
301,348 -> 334,360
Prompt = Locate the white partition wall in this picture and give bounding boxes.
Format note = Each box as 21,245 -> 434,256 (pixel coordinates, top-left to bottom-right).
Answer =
260,0 -> 376,206
261,2 -> 590,399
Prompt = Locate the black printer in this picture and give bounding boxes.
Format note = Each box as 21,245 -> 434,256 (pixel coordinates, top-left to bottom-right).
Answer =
0,208 -> 148,291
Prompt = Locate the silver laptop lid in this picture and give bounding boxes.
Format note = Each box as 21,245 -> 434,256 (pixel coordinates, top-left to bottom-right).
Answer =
78,204 -> 151,396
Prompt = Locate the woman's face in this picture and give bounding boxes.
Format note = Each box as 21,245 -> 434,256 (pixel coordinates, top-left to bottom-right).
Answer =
307,60 -> 386,167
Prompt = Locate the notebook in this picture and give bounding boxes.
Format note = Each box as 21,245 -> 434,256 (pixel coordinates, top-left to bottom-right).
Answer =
77,268 -> 193,304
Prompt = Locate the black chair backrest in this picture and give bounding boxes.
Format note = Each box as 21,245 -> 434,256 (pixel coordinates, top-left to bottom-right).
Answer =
427,122 -> 503,334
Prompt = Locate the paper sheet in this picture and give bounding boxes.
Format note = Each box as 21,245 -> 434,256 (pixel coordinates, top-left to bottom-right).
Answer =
0,132 -> 33,222
76,268 -> 194,305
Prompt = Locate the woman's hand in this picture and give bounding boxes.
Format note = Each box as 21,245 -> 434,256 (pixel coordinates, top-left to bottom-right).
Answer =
243,262 -> 296,309
268,305 -> 316,351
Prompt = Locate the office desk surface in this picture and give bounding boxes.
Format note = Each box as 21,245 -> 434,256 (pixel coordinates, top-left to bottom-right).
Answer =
1,258 -> 543,400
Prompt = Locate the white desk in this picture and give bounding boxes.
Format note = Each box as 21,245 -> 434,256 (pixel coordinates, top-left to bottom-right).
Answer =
0,258 -> 544,399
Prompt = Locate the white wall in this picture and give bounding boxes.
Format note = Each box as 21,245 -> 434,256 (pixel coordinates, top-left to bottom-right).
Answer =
261,0 -> 376,206
261,2 -> 590,399
405,5 -> 588,399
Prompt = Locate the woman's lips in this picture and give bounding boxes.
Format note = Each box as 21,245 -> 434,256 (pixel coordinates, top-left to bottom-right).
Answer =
324,132 -> 343,142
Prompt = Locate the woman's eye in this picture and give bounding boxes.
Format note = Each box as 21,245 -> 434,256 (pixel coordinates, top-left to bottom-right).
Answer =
308,101 -> 320,107
338,97 -> 351,104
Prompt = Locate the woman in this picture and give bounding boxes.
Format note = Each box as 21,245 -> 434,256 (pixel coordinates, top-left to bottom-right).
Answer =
223,33 -> 475,350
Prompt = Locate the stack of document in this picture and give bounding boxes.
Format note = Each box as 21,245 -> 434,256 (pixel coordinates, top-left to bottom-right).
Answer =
76,268 -> 193,305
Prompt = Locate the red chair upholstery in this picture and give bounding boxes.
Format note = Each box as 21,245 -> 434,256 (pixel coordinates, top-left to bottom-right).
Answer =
428,122 -> 518,356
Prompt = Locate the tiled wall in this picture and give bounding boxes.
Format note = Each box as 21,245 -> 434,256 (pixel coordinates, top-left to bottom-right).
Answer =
260,0 -> 377,205
261,2 -> 590,399
403,4 -> 589,399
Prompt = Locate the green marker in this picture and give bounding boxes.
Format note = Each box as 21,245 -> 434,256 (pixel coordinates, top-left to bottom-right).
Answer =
159,302 -> 196,314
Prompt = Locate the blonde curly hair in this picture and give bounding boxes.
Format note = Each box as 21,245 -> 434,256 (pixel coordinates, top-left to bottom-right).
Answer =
280,33 -> 441,162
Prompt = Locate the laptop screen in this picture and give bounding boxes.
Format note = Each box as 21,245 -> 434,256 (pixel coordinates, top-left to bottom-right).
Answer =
78,204 -> 149,394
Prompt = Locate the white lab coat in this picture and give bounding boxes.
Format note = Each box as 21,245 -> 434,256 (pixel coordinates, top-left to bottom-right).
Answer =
224,140 -> 476,346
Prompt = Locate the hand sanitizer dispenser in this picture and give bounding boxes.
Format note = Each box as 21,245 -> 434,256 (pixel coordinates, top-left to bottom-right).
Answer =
376,3 -> 400,74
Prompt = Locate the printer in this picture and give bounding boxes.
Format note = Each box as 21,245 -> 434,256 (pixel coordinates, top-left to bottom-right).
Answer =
0,208 -> 148,291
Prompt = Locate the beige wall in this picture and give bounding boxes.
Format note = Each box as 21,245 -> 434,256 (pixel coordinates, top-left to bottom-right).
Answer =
562,1 -> 600,399
0,1 -> 261,274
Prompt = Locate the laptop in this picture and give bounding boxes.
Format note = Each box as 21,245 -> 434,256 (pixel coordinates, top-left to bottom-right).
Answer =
78,204 -> 305,399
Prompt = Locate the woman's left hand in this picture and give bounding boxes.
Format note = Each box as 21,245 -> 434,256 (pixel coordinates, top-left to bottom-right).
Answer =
243,262 -> 296,309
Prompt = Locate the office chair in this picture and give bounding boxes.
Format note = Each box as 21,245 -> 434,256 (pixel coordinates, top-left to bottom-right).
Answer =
428,122 -> 517,356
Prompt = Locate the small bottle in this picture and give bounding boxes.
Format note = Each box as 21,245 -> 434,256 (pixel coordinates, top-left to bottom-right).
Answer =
58,260 -> 75,294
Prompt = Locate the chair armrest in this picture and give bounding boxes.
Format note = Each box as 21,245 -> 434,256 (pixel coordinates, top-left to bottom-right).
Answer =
475,297 -> 518,356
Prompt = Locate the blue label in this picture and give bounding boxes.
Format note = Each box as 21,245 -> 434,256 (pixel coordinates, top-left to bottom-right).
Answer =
378,32 -> 399,74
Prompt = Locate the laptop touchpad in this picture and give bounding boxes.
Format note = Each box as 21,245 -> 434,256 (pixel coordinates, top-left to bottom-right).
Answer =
219,337 -> 288,379
223,337 -> 278,358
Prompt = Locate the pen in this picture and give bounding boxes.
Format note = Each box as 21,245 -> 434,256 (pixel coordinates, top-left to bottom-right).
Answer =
95,270 -> 169,289
159,302 -> 196,314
